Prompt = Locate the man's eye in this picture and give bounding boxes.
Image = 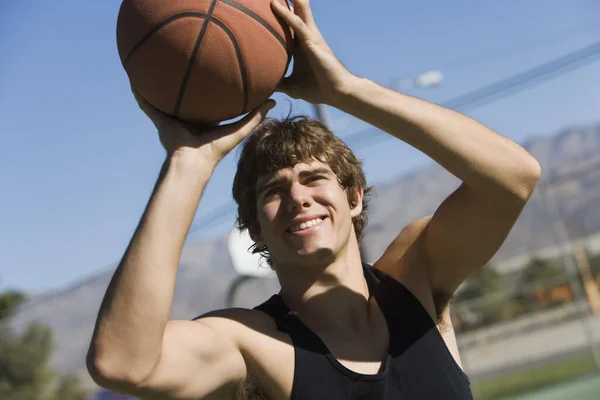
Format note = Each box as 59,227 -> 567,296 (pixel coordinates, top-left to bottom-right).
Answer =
309,175 -> 325,182
264,188 -> 280,198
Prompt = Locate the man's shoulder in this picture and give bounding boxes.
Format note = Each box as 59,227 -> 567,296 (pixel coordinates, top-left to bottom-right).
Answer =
192,306 -> 280,343
193,306 -> 277,326
193,306 -> 295,399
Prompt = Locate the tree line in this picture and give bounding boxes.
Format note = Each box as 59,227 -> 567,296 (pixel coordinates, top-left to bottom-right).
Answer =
451,250 -> 600,332
0,290 -> 87,400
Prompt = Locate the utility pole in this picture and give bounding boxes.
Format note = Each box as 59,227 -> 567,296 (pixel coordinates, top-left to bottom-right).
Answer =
314,103 -> 328,125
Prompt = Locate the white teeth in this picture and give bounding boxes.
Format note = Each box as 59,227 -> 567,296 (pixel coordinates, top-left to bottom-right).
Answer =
290,218 -> 323,233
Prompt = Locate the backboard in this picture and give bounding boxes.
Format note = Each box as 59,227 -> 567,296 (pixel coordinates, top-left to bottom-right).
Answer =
227,226 -> 274,278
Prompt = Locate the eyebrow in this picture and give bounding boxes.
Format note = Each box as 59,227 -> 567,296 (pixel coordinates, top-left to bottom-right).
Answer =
256,168 -> 334,196
299,167 -> 333,179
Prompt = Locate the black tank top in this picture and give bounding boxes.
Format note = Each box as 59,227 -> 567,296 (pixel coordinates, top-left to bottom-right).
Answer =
253,263 -> 473,399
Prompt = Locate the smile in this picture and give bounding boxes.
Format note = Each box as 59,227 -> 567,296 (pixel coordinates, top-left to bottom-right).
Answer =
289,217 -> 326,233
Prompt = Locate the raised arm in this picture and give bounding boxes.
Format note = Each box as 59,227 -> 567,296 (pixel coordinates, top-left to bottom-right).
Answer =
86,92 -> 275,398
334,78 -> 541,295
272,0 -> 540,306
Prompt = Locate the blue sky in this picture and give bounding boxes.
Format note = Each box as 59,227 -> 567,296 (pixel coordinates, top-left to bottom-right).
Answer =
1,0 -> 600,293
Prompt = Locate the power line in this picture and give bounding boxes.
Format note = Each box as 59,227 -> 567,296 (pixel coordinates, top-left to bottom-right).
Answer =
398,20 -> 600,80
187,40 -> 600,236
443,41 -> 600,110
345,40 -> 600,149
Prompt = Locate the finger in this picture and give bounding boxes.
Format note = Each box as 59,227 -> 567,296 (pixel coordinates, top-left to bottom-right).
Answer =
131,87 -> 157,117
288,0 -> 316,27
271,0 -> 311,39
131,87 -> 172,127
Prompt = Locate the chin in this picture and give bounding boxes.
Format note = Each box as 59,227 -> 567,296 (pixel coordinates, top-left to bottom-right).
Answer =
295,247 -> 336,264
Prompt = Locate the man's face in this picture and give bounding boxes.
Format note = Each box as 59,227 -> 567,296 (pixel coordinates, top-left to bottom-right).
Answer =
252,161 -> 363,268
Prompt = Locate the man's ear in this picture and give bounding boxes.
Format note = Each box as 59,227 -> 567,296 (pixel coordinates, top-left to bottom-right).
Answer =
350,187 -> 364,218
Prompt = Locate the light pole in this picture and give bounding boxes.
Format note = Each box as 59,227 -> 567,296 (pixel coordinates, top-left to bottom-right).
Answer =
314,103 -> 328,125
538,178 -> 600,370
392,70 -> 444,91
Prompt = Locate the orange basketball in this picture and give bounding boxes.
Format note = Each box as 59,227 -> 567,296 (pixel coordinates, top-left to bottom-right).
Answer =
116,0 -> 293,124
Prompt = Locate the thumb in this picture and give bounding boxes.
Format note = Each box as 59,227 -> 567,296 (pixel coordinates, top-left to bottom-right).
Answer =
239,99 -> 277,129
226,99 -> 277,140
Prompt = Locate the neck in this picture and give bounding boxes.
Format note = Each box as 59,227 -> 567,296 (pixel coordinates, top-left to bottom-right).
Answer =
275,240 -> 372,333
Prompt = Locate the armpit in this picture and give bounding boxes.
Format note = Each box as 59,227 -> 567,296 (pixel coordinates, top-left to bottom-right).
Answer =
237,378 -> 270,400
433,291 -> 454,332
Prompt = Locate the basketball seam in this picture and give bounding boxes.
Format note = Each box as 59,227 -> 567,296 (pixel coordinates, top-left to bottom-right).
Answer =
123,4 -> 290,68
217,0 -> 289,55
123,13 -> 203,67
122,1 -> 289,120
174,0 -> 219,117
208,17 -> 248,115
123,12 -> 248,119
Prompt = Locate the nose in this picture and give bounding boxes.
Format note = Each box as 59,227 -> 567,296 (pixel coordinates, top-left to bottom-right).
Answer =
285,182 -> 312,213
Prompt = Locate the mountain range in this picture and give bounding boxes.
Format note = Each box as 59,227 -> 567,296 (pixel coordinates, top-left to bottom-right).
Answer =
10,121 -> 600,388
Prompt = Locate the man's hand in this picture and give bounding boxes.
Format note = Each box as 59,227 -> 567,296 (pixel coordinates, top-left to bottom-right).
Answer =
133,89 -> 276,166
271,0 -> 354,106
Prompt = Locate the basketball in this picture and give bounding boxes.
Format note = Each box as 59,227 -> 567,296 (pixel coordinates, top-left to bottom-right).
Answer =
116,0 -> 293,124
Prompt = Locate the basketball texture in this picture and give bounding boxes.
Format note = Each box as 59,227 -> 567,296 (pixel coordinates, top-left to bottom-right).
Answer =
117,0 -> 293,123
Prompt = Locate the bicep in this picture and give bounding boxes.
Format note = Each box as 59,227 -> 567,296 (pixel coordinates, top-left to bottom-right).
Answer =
425,183 -> 526,295
136,319 -> 247,400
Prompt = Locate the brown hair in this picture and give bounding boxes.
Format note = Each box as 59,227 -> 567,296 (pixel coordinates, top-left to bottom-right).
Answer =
232,115 -> 373,265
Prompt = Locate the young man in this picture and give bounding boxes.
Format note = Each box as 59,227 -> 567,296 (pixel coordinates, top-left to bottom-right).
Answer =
87,0 -> 541,399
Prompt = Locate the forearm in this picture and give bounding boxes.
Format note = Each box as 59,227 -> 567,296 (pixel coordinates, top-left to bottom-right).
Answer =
333,77 -> 540,199
88,156 -> 214,381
